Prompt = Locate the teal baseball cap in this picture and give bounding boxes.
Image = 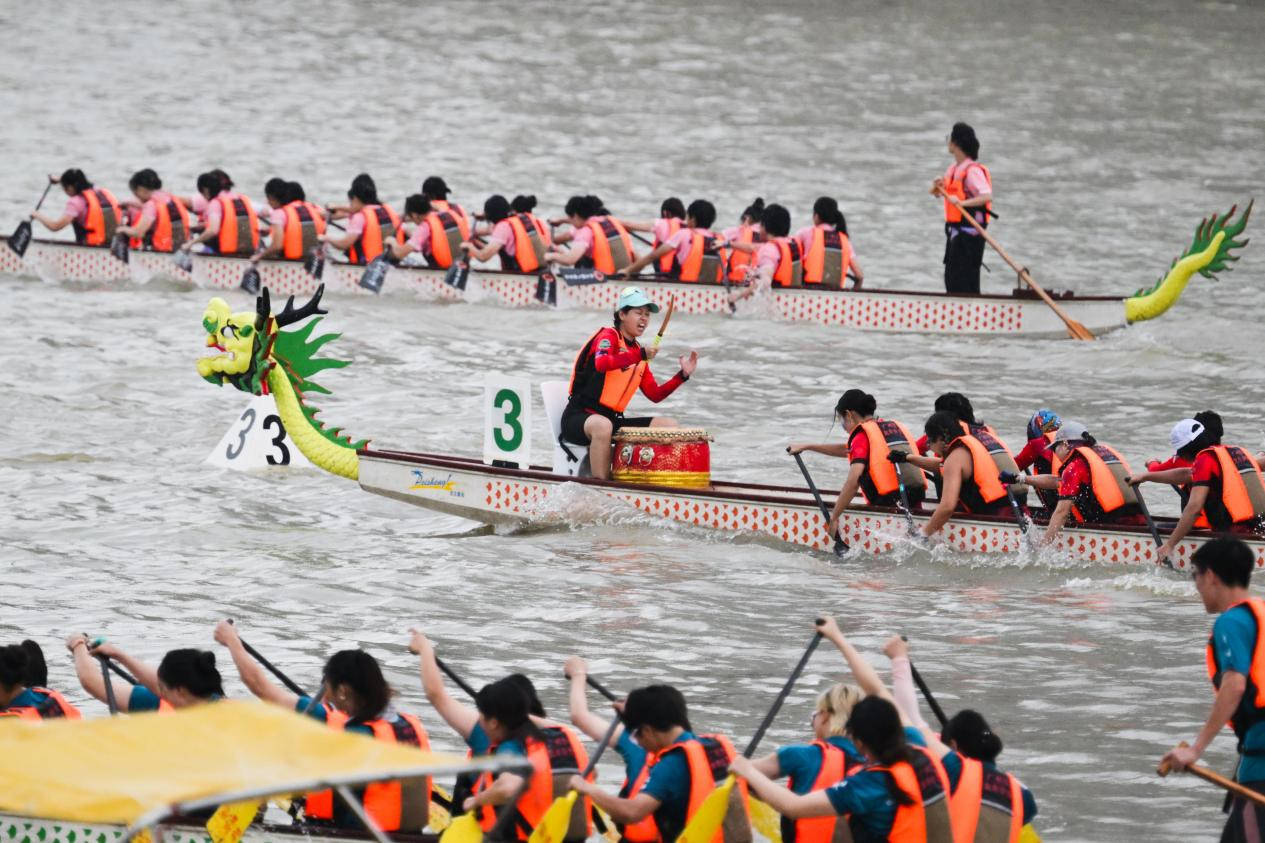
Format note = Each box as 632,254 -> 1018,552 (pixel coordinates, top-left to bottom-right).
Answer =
617,286 -> 660,313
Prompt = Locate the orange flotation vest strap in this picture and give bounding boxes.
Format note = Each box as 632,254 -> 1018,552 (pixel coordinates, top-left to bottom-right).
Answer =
656,218 -> 683,273
0,687 -> 83,720
587,216 -> 636,274
783,740 -> 848,843
1202,445 -> 1265,526
568,328 -> 646,416
76,188 -> 122,246
853,419 -> 927,502
656,734 -> 750,843
504,213 -> 547,273
947,426 -> 1021,512
943,161 -> 993,226
726,224 -> 766,281
135,196 -> 191,252
802,228 -> 852,289
1062,444 -> 1138,523
281,201 -> 327,260
423,208 -> 471,269
678,230 -> 726,283
348,204 -> 404,265
475,735 -> 557,840
214,194 -> 260,257
306,711 -> 431,830
1207,597 -> 1265,743
620,756 -> 661,842
770,237 -> 803,288
867,747 -> 955,843
949,757 -> 1023,843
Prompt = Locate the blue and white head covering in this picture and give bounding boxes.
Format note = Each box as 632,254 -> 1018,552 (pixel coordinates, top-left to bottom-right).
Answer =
1026,408 -> 1062,441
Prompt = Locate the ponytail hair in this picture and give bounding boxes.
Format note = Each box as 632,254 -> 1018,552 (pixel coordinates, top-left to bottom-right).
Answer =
940,709 -> 1004,763
741,197 -> 765,225
812,196 -> 847,235
210,169 -> 234,192
845,697 -> 916,806
157,648 -> 224,700
347,173 -> 380,206
475,676 -> 542,743
59,168 -> 92,194
20,640 -> 47,687
510,194 -> 538,213
835,388 -> 876,418
0,644 -> 30,690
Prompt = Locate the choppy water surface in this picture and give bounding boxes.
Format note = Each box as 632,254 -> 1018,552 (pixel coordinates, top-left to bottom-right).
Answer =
3,2 -> 1265,840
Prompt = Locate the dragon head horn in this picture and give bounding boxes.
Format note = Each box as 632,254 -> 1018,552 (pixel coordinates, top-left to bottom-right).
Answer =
275,284 -> 328,328
255,287 -> 271,331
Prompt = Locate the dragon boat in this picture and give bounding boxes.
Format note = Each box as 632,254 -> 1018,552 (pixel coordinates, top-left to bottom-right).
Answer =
13,203 -> 1253,338
195,284 -> 1265,570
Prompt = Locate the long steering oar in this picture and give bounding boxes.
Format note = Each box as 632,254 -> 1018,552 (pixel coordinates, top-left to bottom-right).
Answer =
8,180 -> 55,257
1158,742 -> 1265,807
652,294 -> 675,348
940,191 -> 1094,340
679,625 -> 823,843
789,450 -> 848,555
529,711 -> 621,843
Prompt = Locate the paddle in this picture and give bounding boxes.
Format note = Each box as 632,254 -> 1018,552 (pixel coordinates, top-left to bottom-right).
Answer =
894,464 -> 918,535
554,266 -> 607,286
652,294 -> 675,348
87,638 -> 139,685
227,620 -> 307,697
899,638 -> 949,729
939,190 -> 1094,340
679,625 -> 823,843
529,710 -> 621,843
445,234 -> 488,291
8,180 -> 55,257
84,633 -> 120,715
1158,742 -> 1265,807
241,263 -> 262,294
1131,485 -> 1174,570
789,450 -> 848,555
358,252 -> 399,294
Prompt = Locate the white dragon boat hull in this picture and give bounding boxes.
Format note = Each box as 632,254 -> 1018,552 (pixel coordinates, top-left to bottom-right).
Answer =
2,236 -> 1131,338
358,449 -> 1264,570
0,814 -> 440,843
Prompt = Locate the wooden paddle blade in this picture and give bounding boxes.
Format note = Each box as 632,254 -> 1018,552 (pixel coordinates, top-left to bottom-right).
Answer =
439,811 -> 483,843
8,221 -> 32,257
675,774 -> 734,843
528,791 -> 578,843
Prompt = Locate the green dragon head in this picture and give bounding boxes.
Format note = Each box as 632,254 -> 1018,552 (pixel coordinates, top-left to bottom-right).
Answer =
198,284 -> 368,478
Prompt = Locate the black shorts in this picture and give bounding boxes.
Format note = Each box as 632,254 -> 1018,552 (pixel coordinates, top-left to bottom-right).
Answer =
560,407 -> 653,445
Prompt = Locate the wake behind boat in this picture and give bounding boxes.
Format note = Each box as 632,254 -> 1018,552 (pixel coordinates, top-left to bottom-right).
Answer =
194,285 -> 1263,570
8,202 -> 1252,339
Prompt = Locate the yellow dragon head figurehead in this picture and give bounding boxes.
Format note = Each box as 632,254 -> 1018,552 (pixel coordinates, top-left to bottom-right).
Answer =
197,284 -> 366,480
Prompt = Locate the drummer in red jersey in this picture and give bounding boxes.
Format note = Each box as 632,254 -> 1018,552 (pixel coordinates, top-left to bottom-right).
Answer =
563,287 -> 699,480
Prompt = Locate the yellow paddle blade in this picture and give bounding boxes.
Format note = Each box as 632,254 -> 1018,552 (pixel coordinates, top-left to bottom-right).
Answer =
429,783 -> 454,829
748,797 -> 782,843
205,799 -> 260,843
440,810 -> 483,843
676,774 -> 735,843
598,807 -> 621,843
528,790 -> 579,843
1018,824 -> 1042,843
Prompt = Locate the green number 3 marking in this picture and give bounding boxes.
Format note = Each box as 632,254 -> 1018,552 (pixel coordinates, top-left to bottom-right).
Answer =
493,388 -> 523,451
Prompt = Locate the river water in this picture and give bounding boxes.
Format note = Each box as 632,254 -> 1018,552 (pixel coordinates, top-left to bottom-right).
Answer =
3,1 -> 1265,840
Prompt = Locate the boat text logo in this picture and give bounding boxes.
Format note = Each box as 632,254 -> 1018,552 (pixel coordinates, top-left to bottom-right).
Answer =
410,470 -> 457,493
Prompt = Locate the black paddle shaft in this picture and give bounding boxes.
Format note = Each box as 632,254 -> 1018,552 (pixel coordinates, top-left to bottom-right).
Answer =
909,663 -> 949,728
790,451 -> 848,554
98,655 -> 119,715
742,631 -> 823,758
228,620 -> 309,697
896,475 -> 917,534
585,674 -> 618,702
436,656 -> 480,700
1132,485 -> 1164,548
1005,488 -> 1029,535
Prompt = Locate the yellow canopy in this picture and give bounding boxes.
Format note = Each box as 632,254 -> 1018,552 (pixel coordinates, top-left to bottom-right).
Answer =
0,700 -> 520,827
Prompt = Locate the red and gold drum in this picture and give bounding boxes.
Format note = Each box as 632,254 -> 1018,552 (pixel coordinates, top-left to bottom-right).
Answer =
611,428 -> 711,488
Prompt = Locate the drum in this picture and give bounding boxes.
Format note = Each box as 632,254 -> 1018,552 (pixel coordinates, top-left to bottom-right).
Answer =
612,427 -> 711,488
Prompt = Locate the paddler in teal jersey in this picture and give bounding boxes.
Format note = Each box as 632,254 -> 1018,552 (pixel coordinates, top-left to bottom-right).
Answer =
1161,537 -> 1265,838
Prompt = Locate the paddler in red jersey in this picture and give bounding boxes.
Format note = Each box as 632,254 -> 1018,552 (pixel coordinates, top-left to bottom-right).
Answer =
562,287 -> 699,481
911,410 -> 1026,538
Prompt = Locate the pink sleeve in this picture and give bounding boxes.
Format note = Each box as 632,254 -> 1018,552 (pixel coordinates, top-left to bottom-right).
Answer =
205,200 -> 223,224
488,219 -> 513,252
889,657 -> 931,731
139,198 -> 158,224
964,166 -> 991,197
191,194 -> 208,215
754,241 -> 780,270
343,212 -> 365,239
269,208 -> 287,228
570,224 -> 594,256
62,195 -> 87,222
652,218 -> 671,244
722,225 -> 740,241
666,228 -> 693,265
793,226 -> 812,256
408,221 -> 430,252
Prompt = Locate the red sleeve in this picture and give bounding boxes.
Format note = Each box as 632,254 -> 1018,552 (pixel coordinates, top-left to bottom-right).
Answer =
1014,437 -> 1046,471
638,365 -> 686,403
915,434 -> 929,455
1191,451 -> 1220,486
1147,454 -> 1192,472
849,433 -> 870,464
591,328 -> 644,373
1057,458 -> 1090,498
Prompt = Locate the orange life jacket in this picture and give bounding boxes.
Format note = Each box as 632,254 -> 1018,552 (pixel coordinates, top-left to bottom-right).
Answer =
783,740 -> 849,843
503,213 -> 547,273
281,201 -> 327,260
430,199 -> 466,222
347,204 -> 404,265
586,216 -> 636,274
852,419 -> 927,504
0,687 -> 83,720
620,756 -> 660,842
306,710 -> 431,831
419,208 -> 468,269
943,161 -> 993,227
726,224 -> 766,281
75,188 -> 122,247
1060,444 -> 1138,523
866,747 -> 956,843
947,426 -> 1022,513
677,230 -> 726,283
802,227 -> 852,289
770,238 -> 804,287
473,733 -> 560,841
212,194 -> 260,257
1207,597 -> 1265,743
653,734 -> 750,843
1199,446 -> 1265,529
568,328 -> 646,416
949,758 -> 1023,843
655,218 -> 683,273
133,193 -> 191,252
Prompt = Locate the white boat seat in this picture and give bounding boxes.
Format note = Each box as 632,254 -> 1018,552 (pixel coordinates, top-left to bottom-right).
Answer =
540,380 -> 590,477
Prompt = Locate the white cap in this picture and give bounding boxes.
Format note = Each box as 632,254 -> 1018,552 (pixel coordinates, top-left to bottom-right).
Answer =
1170,419 -> 1204,450
1051,421 -> 1091,445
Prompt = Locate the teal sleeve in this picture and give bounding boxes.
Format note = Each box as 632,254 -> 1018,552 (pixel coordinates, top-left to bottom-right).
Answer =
615,729 -> 649,782
294,696 -> 329,723
641,751 -> 689,802
1022,785 -> 1037,824
128,686 -> 162,712
942,749 -> 964,790
468,722 -> 492,755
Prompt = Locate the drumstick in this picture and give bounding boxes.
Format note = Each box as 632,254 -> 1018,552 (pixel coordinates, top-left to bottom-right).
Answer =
652,295 -> 676,348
